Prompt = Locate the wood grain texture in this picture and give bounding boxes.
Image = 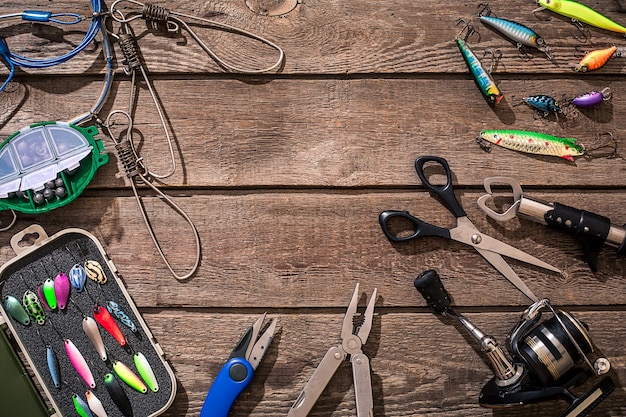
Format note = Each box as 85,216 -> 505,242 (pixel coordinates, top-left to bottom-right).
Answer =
0,0 -> 625,416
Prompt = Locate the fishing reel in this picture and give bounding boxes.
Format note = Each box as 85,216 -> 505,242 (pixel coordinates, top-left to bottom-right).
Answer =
414,269 -> 614,416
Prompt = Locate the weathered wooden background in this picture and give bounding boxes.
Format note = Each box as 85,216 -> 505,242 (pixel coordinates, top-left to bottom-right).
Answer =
0,0 -> 625,416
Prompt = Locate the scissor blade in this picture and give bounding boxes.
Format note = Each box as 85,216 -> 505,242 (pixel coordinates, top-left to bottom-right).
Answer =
248,318 -> 277,370
449,218 -> 561,274
476,248 -> 539,302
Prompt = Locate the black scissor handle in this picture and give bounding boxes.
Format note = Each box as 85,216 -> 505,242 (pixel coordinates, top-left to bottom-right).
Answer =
414,156 -> 467,219
378,210 -> 451,242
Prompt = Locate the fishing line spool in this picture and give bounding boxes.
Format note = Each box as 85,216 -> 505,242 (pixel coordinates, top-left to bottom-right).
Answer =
414,269 -> 613,416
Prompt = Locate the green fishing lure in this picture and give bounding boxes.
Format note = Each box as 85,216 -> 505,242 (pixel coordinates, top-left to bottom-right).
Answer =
456,36 -> 503,107
536,0 -> 626,34
477,129 -> 585,161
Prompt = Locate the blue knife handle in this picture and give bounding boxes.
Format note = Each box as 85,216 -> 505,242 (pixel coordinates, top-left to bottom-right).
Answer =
200,357 -> 254,417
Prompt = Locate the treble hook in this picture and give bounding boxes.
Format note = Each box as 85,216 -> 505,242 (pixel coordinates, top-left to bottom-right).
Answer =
109,0 -> 284,73
482,48 -> 502,73
107,19 -> 177,180
571,18 -> 591,43
456,18 -> 481,42
477,3 -> 494,18
532,6 -> 551,21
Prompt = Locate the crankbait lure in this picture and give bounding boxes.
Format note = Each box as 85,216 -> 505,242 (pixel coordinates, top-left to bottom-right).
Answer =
94,305 -> 127,346
536,0 -> 626,35
85,390 -> 108,417
456,36 -> 503,107
65,339 -> 96,388
82,316 -> 107,361
575,45 -> 618,72
73,393 -> 94,417
134,352 -> 158,392
47,345 -> 61,388
69,263 -> 87,292
479,15 -> 553,59
3,295 -> 30,325
104,373 -> 133,417
85,260 -> 107,284
477,129 -> 585,161
523,95 -> 562,118
23,290 -> 45,325
54,272 -> 70,310
39,279 -> 57,310
112,360 -> 148,393
106,300 -> 137,333
571,88 -> 611,108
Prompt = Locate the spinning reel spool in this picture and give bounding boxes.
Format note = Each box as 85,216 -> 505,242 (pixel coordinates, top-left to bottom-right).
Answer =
414,269 -> 614,416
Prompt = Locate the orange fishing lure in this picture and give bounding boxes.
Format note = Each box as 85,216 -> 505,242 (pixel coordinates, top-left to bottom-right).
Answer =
575,45 -> 617,72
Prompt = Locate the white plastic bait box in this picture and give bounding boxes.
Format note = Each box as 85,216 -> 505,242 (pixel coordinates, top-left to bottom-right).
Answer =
0,224 -> 176,417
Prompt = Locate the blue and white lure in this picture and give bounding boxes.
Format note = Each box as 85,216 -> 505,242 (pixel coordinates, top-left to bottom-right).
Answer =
521,95 -> 563,120
478,5 -> 554,60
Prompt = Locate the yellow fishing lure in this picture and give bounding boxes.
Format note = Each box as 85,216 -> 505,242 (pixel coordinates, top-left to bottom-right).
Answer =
536,0 -> 626,34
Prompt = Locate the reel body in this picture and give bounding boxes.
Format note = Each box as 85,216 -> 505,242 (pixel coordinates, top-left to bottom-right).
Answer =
414,269 -> 614,416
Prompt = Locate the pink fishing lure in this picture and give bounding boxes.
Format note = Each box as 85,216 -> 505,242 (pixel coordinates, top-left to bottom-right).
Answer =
65,339 -> 96,388
54,272 -> 71,310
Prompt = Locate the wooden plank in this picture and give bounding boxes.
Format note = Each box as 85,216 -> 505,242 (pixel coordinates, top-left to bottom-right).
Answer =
144,310 -> 626,417
1,192 -> 623,308
2,77 -> 626,188
2,0 -> 626,75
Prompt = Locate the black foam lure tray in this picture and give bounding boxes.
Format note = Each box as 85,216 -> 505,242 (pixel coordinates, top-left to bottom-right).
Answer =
0,224 -> 176,417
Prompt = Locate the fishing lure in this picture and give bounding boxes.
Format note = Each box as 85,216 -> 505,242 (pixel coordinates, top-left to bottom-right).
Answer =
112,360 -> 148,393
477,129 -> 585,161
85,390 -> 108,417
536,0 -> 626,35
54,272 -> 70,310
134,352 -> 158,392
47,344 -> 61,388
39,279 -> 57,310
73,393 -> 94,417
522,95 -> 562,118
85,260 -> 107,284
3,295 -> 30,325
479,14 -> 553,59
575,45 -> 618,72
456,36 -> 503,107
571,87 -> 611,108
82,316 -> 107,361
106,300 -> 137,333
23,290 -> 45,325
69,263 -> 87,292
104,373 -> 133,417
93,305 -> 127,346
65,339 -> 96,388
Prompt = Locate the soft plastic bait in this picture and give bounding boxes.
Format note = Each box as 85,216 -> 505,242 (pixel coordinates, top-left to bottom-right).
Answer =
23,290 -> 45,325
477,129 -> 585,161
69,263 -> 87,292
104,373 -> 133,417
479,15 -> 553,59
571,88 -> 611,107
85,390 -> 108,417
94,305 -> 127,346
456,36 -> 503,107
536,0 -> 626,34
134,352 -> 158,392
65,339 -> 96,388
106,300 -> 137,333
85,260 -> 107,284
82,316 -> 107,361
73,393 -> 94,417
575,45 -> 617,72
113,360 -> 147,393
53,272 -> 70,310
3,295 -> 30,325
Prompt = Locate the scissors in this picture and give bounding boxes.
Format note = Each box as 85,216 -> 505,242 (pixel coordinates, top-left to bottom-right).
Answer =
200,314 -> 277,417
288,284 -> 377,417
379,156 -> 562,302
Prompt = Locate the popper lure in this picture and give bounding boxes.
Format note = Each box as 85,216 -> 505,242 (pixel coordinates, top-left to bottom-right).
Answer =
535,0 -> 626,35
455,20 -> 503,107
575,45 -> 619,72
477,129 -> 585,161
478,9 -> 553,59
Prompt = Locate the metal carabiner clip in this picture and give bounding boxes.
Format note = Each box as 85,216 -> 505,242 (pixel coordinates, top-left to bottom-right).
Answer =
109,0 -> 285,73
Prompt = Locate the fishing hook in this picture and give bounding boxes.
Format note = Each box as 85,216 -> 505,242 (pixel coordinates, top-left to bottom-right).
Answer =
109,0 -> 284,73
456,18 -> 481,42
571,19 -> 591,43
477,3 -> 494,18
482,48 -> 502,73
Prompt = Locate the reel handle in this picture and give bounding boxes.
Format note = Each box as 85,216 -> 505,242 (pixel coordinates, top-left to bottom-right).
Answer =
414,269 -> 451,314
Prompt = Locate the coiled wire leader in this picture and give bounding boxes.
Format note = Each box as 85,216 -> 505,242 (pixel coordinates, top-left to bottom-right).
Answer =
99,110 -> 201,281
108,18 -> 176,179
109,0 -> 284,73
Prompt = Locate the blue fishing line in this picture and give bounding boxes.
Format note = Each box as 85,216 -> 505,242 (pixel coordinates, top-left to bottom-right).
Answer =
0,0 -> 104,90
